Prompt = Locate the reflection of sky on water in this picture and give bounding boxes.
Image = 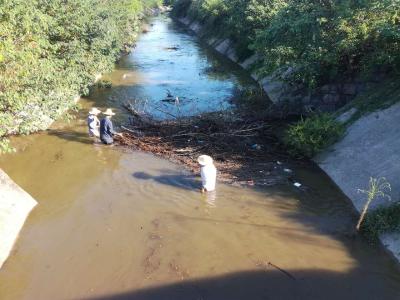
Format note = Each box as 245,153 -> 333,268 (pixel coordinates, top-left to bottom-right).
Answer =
100,15 -> 256,120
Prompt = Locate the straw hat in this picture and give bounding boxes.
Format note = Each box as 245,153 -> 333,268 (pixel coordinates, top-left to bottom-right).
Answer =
197,155 -> 213,166
103,108 -> 116,116
88,107 -> 101,115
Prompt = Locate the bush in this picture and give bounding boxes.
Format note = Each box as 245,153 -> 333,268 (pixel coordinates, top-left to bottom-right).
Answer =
97,80 -> 113,89
361,203 -> 400,242
172,0 -> 400,87
0,0 -> 159,153
284,113 -> 344,158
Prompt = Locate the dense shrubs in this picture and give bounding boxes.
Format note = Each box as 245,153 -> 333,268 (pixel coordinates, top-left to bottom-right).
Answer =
0,0 -> 158,152
172,0 -> 400,87
284,113 -> 344,158
361,203 -> 400,242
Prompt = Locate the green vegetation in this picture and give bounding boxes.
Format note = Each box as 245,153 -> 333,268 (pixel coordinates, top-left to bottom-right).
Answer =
361,203 -> 400,242
172,0 -> 400,88
356,177 -> 391,231
0,0 -> 159,153
284,77 -> 400,157
284,113 -> 344,158
336,79 -> 400,125
97,80 -> 113,89
171,0 -> 400,157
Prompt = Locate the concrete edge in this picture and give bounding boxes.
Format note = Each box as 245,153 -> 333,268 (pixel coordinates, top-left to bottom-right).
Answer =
0,169 -> 38,269
315,102 -> 400,265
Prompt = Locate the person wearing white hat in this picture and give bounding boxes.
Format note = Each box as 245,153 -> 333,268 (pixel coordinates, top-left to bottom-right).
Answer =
198,155 -> 217,192
100,108 -> 122,145
87,107 -> 101,138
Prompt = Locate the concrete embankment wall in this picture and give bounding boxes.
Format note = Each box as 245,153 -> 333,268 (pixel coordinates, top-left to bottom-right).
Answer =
315,103 -> 400,261
0,169 -> 38,268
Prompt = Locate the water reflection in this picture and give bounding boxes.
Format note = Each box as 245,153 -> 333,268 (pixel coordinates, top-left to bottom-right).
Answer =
99,15 -> 257,120
202,190 -> 217,208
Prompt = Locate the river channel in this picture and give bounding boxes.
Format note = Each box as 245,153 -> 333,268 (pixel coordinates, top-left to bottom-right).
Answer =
1,15 -> 400,300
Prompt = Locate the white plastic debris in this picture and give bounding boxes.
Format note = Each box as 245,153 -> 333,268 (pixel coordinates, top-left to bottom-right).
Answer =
293,182 -> 302,188
284,168 -> 292,173
277,161 -> 283,165
122,73 -> 132,79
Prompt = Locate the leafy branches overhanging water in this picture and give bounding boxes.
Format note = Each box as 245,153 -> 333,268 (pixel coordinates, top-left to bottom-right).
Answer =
0,0 -> 161,152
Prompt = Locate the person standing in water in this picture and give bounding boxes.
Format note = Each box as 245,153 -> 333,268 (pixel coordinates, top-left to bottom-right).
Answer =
100,108 -> 122,145
87,107 -> 101,138
198,155 -> 217,192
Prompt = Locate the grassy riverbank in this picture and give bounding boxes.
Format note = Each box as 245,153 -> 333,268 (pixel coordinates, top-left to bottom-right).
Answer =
0,0 -> 162,153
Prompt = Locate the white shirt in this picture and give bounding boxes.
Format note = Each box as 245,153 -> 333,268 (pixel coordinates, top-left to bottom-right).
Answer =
87,115 -> 100,137
200,164 -> 217,191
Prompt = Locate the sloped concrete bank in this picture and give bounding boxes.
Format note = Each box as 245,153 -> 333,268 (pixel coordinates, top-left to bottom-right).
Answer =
0,169 -> 38,269
315,102 -> 400,262
177,16 -> 283,104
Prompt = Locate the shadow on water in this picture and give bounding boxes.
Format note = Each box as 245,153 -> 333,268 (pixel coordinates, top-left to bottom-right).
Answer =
133,171 -> 201,191
87,268 -> 400,300
46,129 -> 94,145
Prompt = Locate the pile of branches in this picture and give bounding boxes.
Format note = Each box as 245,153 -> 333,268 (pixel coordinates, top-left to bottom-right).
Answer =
117,103 -> 291,186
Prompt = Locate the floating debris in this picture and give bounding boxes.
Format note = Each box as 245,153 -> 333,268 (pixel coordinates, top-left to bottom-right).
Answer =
165,45 -> 180,51
293,182 -> 302,188
118,108 -> 292,187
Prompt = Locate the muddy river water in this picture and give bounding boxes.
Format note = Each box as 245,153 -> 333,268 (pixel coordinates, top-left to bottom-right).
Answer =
1,16 -> 400,300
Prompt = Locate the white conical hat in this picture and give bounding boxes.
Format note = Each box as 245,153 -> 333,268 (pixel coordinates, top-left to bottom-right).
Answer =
103,108 -> 116,116
197,155 -> 213,166
88,107 -> 101,115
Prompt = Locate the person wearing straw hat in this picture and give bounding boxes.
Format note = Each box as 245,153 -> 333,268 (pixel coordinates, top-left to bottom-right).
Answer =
99,108 -> 122,145
87,107 -> 101,138
198,155 -> 217,192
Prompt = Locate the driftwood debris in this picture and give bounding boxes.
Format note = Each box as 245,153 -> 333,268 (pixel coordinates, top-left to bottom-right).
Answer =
162,89 -> 181,105
117,103 -> 293,187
